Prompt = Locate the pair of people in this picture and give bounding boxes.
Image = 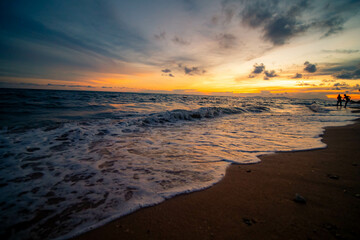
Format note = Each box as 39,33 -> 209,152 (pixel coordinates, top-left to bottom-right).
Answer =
337,94 -> 351,108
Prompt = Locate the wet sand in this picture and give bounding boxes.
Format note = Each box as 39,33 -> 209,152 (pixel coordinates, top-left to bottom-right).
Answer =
74,119 -> 360,240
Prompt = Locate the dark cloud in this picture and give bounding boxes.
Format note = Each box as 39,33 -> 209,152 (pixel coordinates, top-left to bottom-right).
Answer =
309,0 -> 360,38
248,63 -> 278,80
216,33 -> 237,49
161,68 -> 175,77
320,61 -> 360,76
235,0 -> 359,46
181,65 -> 206,75
313,16 -> 345,38
252,63 -> 265,74
263,70 -> 277,80
293,73 -> 303,78
172,36 -> 190,45
304,61 -> 317,73
263,15 -> 309,45
263,0 -> 310,45
239,0 -> 310,45
334,69 -> 360,79
240,0 -> 275,27
161,69 -> 171,73
185,66 -> 199,75
264,70 -> 277,78
332,82 -> 350,90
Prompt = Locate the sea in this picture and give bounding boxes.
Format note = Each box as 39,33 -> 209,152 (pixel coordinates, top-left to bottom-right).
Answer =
0,88 -> 359,239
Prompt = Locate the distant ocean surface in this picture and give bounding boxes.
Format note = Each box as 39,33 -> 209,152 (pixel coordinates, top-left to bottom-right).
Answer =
0,88 -> 359,239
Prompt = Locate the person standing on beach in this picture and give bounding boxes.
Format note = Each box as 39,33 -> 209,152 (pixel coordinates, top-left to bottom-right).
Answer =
344,94 -> 351,108
337,94 -> 342,107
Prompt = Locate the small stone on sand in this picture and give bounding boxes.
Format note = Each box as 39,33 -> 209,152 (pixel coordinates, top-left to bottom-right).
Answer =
293,193 -> 306,204
242,218 -> 257,226
327,174 -> 339,180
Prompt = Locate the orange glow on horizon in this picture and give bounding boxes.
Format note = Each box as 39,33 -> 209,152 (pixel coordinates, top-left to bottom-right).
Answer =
327,94 -> 360,100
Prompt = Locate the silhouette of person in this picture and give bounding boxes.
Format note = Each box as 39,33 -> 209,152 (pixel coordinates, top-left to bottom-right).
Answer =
336,94 -> 342,107
344,94 -> 351,108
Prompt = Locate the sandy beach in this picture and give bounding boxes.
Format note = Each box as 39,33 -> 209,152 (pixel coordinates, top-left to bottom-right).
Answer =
73,117 -> 360,240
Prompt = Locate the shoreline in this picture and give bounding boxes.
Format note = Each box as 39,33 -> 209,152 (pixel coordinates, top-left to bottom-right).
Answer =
73,118 -> 360,240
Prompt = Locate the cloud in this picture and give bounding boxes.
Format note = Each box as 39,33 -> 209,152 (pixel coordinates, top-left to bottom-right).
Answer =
304,61 -> 317,73
0,1 -> 152,80
331,82 -> 360,91
161,69 -> 171,73
332,82 -> 350,90
179,64 -> 206,75
264,70 -> 277,78
313,16 -> 345,38
154,32 -> 166,40
292,73 -> 303,78
334,68 -> 360,79
216,33 -> 237,49
235,0 -> 360,46
240,1 -> 273,28
222,3 -> 237,24
252,63 -> 265,74
296,82 -> 312,86
184,66 -> 202,75
161,68 -> 175,77
172,36 -> 190,45
320,61 -> 360,76
263,15 -> 309,45
48,83 -> 95,88
322,49 -> 359,54
239,0 -> 310,45
249,63 -> 278,80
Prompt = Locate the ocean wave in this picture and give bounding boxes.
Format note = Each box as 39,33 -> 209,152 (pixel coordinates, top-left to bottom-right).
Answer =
307,104 -> 330,113
139,106 -> 261,125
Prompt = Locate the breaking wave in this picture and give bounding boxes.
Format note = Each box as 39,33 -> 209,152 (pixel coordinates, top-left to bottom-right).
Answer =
139,106 -> 269,125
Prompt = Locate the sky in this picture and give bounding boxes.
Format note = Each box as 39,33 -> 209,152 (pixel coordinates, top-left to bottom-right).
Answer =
0,0 -> 360,99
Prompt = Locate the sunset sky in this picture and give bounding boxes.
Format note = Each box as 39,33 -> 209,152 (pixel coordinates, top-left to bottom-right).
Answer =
0,0 -> 360,99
